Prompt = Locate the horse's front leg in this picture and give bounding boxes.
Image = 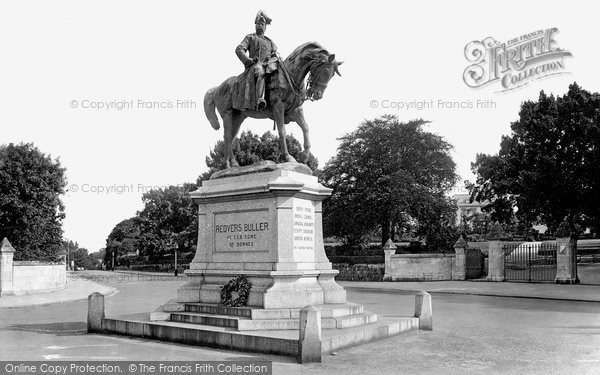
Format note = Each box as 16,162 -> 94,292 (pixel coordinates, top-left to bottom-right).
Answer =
273,103 -> 296,163
292,107 -> 312,163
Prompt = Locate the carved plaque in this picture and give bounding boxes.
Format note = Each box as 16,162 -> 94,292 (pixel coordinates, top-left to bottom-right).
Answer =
214,209 -> 270,252
293,199 -> 315,253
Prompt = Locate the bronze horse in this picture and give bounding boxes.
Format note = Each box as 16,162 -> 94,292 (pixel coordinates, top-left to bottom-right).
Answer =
203,42 -> 342,168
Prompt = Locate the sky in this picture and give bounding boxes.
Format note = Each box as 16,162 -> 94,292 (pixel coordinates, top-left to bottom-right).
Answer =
1,1 -> 598,252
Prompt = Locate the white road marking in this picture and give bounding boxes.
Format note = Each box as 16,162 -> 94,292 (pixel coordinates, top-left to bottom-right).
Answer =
45,344 -> 117,350
42,355 -> 61,360
43,354 -> 126,360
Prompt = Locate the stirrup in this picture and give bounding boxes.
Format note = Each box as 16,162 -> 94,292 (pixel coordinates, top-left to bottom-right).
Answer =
257,99 -> 267,110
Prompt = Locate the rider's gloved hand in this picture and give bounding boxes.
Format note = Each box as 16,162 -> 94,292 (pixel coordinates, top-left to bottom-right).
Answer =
244,57 -> 259,69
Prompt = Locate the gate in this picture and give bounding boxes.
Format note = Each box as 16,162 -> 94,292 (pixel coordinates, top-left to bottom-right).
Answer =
466,248 -> 484,279
504,242 -> 557,282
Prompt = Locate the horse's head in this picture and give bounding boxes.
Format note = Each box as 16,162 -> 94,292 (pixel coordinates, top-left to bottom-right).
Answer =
306,54 -> 343,101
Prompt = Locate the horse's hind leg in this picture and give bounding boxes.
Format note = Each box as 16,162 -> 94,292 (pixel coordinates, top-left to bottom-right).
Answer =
231,112 -> 245,146
223,111 -> 246,168
293,107 -> 312,163
222,111 -> 238,168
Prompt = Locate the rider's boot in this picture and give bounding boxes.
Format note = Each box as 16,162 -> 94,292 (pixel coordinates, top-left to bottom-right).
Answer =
256,76 -> 267,110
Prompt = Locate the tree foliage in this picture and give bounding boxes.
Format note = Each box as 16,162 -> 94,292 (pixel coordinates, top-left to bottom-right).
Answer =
62,239 -> 98,270
0,143 -> 67,261
469,83 -> 600,237
103,217 -> 141,266
136,183 -> 199,261
321,115 -> 459,249
202,131 -> 319,179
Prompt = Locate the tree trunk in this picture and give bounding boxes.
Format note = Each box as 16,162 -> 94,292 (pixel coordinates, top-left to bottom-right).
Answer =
381,219 -> 390,247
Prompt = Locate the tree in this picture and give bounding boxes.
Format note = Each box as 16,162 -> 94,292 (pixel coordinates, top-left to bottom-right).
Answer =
0,143 -> 67,261
61,239 -> 98,269
469,83 -> 600,237
321,115 -> 459,249
136,183 -> 199,261
202,131 -> 319,179
104,218 -> 141,266
71,248 -> 97,270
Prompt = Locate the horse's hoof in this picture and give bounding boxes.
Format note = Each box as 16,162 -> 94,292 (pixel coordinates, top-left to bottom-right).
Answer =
299,151 -> 310,163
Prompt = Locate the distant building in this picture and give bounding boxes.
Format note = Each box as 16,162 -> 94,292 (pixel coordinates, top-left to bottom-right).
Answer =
452,193 -> 487,225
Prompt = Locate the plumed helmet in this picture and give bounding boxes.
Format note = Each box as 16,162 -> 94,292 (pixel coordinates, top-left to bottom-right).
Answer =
255,10 -> 272,25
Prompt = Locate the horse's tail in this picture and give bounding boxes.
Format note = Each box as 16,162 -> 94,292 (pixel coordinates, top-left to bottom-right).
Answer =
204,87 -> 220,130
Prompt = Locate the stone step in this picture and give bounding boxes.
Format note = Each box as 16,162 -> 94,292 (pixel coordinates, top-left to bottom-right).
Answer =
170,312 -> 247,328
320,303 -> 364,318
170,311 -> 377,331
170,312 -> 299,331
101,315 -> 419,357
322,317 -> 419,354
180,302 -> 364,320
102,316 -> 299,357
322,312 -> 378,329
183,303 -> 252,317
238,319 -> 298,331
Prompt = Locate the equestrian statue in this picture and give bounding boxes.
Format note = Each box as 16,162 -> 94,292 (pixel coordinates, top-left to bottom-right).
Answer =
203,10 -> 343,168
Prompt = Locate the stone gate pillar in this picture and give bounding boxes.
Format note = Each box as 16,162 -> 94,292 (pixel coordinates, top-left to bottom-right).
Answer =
486,240 -> 505,282
555,237 -> 579,284
0,238 -> 16,296
452,237 -> 467,280
383,239 -> 397,281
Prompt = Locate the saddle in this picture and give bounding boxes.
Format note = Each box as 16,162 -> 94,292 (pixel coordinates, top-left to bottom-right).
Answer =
232,60 -> 282,111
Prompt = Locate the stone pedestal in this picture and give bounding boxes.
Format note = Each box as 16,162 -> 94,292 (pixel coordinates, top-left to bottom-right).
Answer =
555,237 -> 579,284
177,163 -> 346,308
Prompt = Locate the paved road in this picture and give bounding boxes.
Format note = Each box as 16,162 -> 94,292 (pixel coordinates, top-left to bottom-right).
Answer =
1,271 -> 599,374
579,263 -> 600,284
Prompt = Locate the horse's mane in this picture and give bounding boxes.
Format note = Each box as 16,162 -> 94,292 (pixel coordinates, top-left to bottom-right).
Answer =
285,42 -> 330,63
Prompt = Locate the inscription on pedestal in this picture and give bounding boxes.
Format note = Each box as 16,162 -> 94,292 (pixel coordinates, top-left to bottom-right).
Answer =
293,199 -> 315,253
214,209 -> 270,252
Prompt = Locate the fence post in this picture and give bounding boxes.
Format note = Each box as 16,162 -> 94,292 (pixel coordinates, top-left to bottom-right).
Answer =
555,237 -> 579,284
452,237 -> 467,280
298,305 -> 322,363
414,291 -> 432,331
0,238 -> 15,297
486,240 -> 505,282
383,239 -> 397,281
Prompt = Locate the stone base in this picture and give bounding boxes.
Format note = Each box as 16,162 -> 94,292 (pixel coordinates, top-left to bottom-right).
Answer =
100,313 -> 418,357
555,277 -> 580,284
101,296 -> 419,358
152,299 -> 374,331
177,270 -> 346,309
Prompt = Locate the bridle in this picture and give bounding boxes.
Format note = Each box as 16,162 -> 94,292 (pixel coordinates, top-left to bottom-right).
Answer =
278,58 -> 332,101
306,61 -> 330,100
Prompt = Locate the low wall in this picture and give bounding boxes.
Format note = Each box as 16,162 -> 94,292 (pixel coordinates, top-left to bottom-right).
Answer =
11,262 -> 66,295
333,263 -> 384,281
385,254 -> 455,281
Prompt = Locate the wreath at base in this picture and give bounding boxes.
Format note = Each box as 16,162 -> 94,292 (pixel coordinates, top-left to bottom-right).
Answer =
220,275 -> 252,307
